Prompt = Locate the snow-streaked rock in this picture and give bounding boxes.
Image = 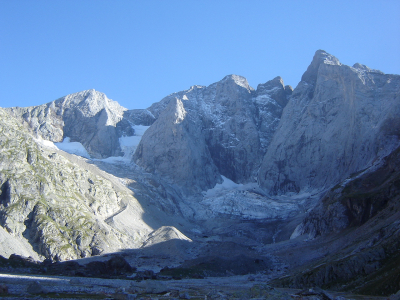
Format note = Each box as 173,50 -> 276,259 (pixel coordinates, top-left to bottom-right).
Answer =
142,226 -> 192,248
5,89 -> 134,159
136,74 -> 291,192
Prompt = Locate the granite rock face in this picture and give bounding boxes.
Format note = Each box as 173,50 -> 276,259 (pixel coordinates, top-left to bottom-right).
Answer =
135,74 -> 291,188
258,50 -> 400,195
6,89 -> 134,158
134,98 -> 221,195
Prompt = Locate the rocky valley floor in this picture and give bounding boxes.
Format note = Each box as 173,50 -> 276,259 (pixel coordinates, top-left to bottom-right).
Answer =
0,270 -> 391,300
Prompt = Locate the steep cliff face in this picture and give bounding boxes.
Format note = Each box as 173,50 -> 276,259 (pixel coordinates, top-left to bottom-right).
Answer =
0,108 -> 150,261
253,76 -> 292,154
134,74 -> 291,189
6,89 -> 134,158
258,50 -> 400,195
134,98 -> 221,195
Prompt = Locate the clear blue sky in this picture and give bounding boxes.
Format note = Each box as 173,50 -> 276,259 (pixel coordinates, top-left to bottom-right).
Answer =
1,1 -> 399,109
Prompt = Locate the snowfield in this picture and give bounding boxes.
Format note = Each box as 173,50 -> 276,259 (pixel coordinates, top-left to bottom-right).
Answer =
55,137 -> 91,158
99,125 -> 150,163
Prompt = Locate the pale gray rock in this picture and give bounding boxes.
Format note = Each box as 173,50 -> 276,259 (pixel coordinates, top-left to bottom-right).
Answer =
136,74 -> 291,191
6,89 -> 133,158
201,75 -> 261,183
134,98 -> 221,194
124,109 -> 156,126
0,108 -> 148,260
141,226 -> 192,248
27,281 -> 47,294
253,76 -> 292,154
258,50 -> 400,195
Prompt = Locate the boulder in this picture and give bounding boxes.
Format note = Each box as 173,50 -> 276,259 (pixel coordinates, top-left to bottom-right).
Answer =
105,255 -> 134,275
27,281 -> 47,294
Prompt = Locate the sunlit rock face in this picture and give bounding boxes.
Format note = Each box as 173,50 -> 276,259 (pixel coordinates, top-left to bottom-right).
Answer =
0,108 -> 149,261
5,89 -> 134,158
134,98 -> 221,195
134,74 -> 292,191
258,50 -> 400,195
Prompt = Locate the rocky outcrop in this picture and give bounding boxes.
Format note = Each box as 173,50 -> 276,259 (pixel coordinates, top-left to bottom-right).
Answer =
134,74 -> 291,191
201,75 -> 262,183
124,109 -> 156,126
5,75 -> 293,195
292,145 -> 400,239
276,146 -> 400,296
6,89 -> 133,158
142,226 -> 192,248
258,50 -> 400,195
0,108 -> 149,260
134,98 -> 221,194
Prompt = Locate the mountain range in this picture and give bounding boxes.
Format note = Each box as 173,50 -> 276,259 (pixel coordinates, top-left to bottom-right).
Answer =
1,50 -> 399,296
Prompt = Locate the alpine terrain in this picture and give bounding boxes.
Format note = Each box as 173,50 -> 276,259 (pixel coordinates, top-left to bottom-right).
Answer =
0,50 -> 399,298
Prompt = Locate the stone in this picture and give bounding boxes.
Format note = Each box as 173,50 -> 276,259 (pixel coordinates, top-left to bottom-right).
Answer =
85,261 -> 107,276
69,278 -> 81,285
179,291 -> 191,299
141,280 -> 168,294
27,281 -> 47,294
389,290 -> 400,300
248,275 -> 255,281
8,254 -> 38,266
113,292 -> 137,300
105,255 -> 133,275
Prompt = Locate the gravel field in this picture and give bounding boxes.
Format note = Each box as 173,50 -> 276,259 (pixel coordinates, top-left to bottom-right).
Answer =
0,272 -> 389,300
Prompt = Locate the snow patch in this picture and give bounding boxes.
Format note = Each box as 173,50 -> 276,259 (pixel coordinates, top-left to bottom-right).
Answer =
94,125 -> 150,164
54,137 -> 90,158
204,176 -> 245,197
34,138 -> 57,150
119,125 -> 150,160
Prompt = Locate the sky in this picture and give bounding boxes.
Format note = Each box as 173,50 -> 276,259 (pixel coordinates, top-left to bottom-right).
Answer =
1,1 -> 399,109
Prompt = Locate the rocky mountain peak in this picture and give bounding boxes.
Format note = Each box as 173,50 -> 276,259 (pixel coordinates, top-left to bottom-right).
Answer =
5,89 -> 133,159
257,76 -> 284,88
220,74 -> 254,92
57,89 -> 127,121
134,94 -> 221,195
258,51 -> 400,195
301,50 -> 341,84
352,62 -> 384,74
255,76 -> 292,108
